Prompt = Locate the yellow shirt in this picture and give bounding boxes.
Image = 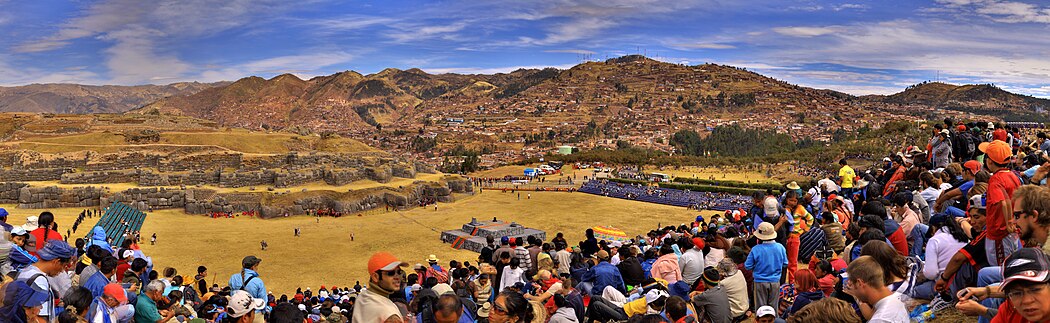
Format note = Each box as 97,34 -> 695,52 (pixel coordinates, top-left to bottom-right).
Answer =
839,165 -> 856,189
623,298 -> 650,318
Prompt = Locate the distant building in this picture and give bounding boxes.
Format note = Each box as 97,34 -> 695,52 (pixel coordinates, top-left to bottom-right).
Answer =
557,145 -> 575,155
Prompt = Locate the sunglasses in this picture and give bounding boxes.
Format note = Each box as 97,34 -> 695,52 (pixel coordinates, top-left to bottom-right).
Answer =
492,304 -> 508,315
379,269 -> 404,277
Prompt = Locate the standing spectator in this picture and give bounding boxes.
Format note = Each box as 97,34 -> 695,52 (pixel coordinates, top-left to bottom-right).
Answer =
980,140 -> 1022,265
679,237 -> 705,286
838,159 -> 856,198
511,240 -> 532,273
745,222 -> 788,310
427,255 -> 450,284
354,252 -> 409,323
228,256 -> 266,322
783,191 -> 812,283
844,256 -> 908,323
83,256 -> 118,298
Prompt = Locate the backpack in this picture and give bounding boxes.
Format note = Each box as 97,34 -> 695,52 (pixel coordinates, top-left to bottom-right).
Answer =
960,132 -> 978,159
426,267 -> 449,284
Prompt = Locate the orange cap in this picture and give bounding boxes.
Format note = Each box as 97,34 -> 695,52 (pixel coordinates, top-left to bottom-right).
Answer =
104,283 -> 128,303
368,252 -> 408,273
979,140 -> 1013,164
963,160 -> 981,175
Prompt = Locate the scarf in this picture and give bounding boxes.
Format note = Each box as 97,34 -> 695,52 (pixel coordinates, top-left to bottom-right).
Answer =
368,281 -> 396,298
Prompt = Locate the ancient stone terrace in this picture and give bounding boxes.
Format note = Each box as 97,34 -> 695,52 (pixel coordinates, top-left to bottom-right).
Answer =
440,218 -> 547,253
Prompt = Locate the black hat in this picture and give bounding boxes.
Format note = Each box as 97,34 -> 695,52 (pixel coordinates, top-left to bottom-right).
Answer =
1001,248 -> 1050,292
242,255 -> 262,268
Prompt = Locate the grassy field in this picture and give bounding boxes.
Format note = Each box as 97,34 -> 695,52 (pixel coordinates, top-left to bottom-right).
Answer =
17,173 -> 448,194
0,191 -> 702,294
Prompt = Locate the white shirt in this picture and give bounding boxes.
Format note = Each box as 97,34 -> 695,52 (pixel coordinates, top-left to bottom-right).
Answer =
499,266 -> 524,292
817,179 -> 840,194
352,288 -> 403,323
555,250 -> 572,275
870,293 -> 910,323
807,187 -> 822,207
679,248 -> 705,285
704,248 -> 725,268
919,187 -> 942,216
923,228 -> 967,280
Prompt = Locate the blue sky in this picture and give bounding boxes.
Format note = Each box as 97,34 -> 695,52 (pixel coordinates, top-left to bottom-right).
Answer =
2,0 -> 1050,97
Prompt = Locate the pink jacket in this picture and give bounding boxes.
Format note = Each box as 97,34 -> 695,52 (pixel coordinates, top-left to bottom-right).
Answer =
651,254 -> 682,284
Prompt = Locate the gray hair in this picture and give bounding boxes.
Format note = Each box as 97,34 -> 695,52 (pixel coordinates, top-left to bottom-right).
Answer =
144,280 -> 166,293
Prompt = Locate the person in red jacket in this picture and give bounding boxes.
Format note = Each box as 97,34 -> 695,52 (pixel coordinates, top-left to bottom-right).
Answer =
28,212 -> 64,256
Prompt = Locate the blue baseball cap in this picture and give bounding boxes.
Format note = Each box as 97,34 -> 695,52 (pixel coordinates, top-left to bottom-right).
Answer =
0,208 -> 7,218
38,240 -> 76,261
501,236 -> 509,245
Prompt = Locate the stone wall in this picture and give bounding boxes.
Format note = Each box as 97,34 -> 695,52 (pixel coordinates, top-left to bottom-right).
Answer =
17,186 -> 102,209
61,171 -> 138,184
0,168 -> 70,181
0,182 -> 28,204
101,187 -> 187,211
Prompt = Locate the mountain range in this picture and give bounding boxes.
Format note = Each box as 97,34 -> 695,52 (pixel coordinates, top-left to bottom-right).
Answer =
4,56 -> 1048,127
0,82 -> 224,114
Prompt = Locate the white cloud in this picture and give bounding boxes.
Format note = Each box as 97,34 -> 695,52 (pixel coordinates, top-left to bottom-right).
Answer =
834,3 -> 869,11
936,0 -> 1050,24
302,15 -> 396,31
545,49 -> 598,54
671,42 -> 736,49
387,21 -> 469,43
13,0 -> 300,84
772,26 -> 841,37
195,51 -> 355,82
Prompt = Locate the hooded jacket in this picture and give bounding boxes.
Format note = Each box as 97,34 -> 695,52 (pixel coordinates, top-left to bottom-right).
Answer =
651,254 -> 682,284
86,227 -> 113,255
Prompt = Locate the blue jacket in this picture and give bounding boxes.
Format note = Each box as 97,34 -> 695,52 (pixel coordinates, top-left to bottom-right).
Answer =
744,241 -> 788,283
229,269 -> 267,301
581,261 -> 625,295
83,271 -> 110,298
8,244 -> 37,271
86,227 -> 113,255
641,258 -> 656,279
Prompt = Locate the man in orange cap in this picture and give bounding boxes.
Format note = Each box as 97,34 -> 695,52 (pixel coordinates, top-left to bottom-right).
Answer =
354,252 -> 409,323
980,140 -> 1022,266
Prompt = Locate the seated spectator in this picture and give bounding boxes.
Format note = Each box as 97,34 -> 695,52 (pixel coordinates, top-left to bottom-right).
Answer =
785,298 -> 861,323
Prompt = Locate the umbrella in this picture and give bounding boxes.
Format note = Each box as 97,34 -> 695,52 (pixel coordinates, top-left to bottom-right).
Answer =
592,226 -> 630,243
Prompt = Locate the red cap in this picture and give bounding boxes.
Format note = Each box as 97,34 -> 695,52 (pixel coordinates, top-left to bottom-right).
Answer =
692,237 -> 705,250
963,160 -> 981,175
956,125 -> 967,131
993,128 -> 1008,142
827,194 -> 838,202
368,252 -> 408,273
979,140 -> 1013,164
104,283 -> 128,303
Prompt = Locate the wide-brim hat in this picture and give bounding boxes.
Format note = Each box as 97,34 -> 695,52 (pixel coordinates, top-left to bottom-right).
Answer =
477,302 -> 491,317
22,216 -> 39,231
856,179 -> 869,189
785,182 -> 800,190
755,222 -> 777,240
